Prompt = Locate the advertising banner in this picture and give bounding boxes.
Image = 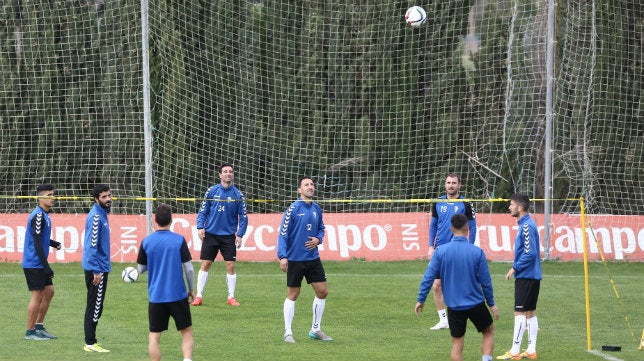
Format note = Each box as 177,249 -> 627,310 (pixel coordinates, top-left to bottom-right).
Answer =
1,213 -> 643,263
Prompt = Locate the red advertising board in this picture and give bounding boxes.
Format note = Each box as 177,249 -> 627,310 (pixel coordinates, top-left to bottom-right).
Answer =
2,213 -> 644,263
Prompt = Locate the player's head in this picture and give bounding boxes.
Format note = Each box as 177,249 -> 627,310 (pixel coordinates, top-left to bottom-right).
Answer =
154,203 -> 173,227
92,184 -> 112,210
36,184 -> 55,210
445,173 -> 462,197
298,175 -> 315,201
219,162 -> 233,173
219,162 -> 234,185
37,184 -> 54,195
509,193 -> 530,217
450,213 -> 469,235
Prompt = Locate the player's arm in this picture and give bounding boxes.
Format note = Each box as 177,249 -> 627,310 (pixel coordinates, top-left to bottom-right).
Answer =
49,239 -> 62,250
136,244 -> 148,274
31,214 -> 53,277
195,187 -> 213,238
236,194 -> 249,237
427,205 -> 438,258
465,201 -> 477,244
180,239 -> 194,295
415,257 -> 439,315
314,207 -> 325,244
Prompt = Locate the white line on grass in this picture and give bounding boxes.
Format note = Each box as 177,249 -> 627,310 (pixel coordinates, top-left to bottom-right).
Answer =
588,349 -> 625,361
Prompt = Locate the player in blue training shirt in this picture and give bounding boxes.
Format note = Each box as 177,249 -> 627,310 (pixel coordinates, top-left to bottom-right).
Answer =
22,184 -> 62,340
193,162 -> 248,307
416,214 -> 499,361
138,204 -> 195,361
81,184 -> 112,353
497,193 -> 542,360
277,176 -> 333,343
427,173 -> 477,330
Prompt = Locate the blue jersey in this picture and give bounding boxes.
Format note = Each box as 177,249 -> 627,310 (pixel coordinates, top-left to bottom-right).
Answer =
22,206 -> 53,269
429,195 -> 476,247
417,236 -> 495,310
277,199 -> 325,261
82,203 -> 112,274
512,214 -> 542,280
196,184 -> 248,237
138,230 -> 192,303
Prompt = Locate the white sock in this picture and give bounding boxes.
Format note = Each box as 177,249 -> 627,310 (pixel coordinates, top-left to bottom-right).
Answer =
311,297 -> 326,331
510,315 -> 527,355
196,270 -> 208,297
482,356 -> 492,361
526,316 -> 538,353
283,298 -> 295,335
437,309 -> 448,323
226,273 -> 237,299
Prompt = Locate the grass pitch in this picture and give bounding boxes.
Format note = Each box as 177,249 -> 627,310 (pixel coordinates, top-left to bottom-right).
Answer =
1,260 -> 643,361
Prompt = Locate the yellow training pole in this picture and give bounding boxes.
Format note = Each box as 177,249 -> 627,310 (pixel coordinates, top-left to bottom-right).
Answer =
580,197 -> 591,351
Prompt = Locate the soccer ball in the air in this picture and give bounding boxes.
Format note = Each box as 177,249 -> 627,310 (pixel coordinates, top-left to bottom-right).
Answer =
121,266 -> 139,283
405,6 -> 427,28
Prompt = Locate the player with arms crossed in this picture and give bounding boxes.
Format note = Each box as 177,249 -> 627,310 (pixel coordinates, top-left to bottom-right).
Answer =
22,184 -> 62,340
497,193 -> 542,360
427,173 -> 477,330
193,162 -> 248,306
277,176 -> 333,343
138,204 -> 195,361
416,214 -> 499,361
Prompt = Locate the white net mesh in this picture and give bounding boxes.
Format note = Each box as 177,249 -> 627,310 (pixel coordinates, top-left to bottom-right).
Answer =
0,0 -> 641,216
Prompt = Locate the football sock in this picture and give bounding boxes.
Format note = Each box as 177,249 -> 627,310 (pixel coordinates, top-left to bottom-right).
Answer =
226,273 -> 237,299
437,309 -> 448,323
510,315 -> 527,355
311,297 -> 326,331
482,356 -> 492,361
283,298 -> 295,335
196,270 -> 208,297
526,316 -> 538,353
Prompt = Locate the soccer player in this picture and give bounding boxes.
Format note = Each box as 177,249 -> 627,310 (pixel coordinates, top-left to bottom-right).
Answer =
22,184 -> 61,340
497,193 -> 542,360
137,204 -> 195,361
192,162 -> 248,306
416,214 -> 499,361
427,173 -> 477,330
277,176 -> 333,343
82,184 -> 112,352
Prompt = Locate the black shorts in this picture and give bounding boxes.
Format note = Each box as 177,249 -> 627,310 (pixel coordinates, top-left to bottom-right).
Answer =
148,298 -> 192,332
447,302 -> 494,338
514,278 -> 540,312
286,258 -> 327,288
23,268 -> 53,291
200,233 -> 236,262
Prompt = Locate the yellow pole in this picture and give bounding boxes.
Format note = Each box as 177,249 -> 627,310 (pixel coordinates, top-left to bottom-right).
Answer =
580,197 -> 591,351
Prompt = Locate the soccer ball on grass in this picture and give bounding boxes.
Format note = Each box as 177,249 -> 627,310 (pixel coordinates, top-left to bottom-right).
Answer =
121,266 -> 139,283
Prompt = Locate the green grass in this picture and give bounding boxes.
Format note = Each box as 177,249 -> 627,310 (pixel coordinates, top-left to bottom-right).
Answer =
1,260 -> 643,361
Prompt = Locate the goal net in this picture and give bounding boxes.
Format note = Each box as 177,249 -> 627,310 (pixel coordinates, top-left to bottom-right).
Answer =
0,0 -> 641,217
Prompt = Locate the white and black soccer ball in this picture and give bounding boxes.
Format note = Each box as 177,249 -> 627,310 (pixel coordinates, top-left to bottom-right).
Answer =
405,6 -> 427,28
121,266 -> 139,283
